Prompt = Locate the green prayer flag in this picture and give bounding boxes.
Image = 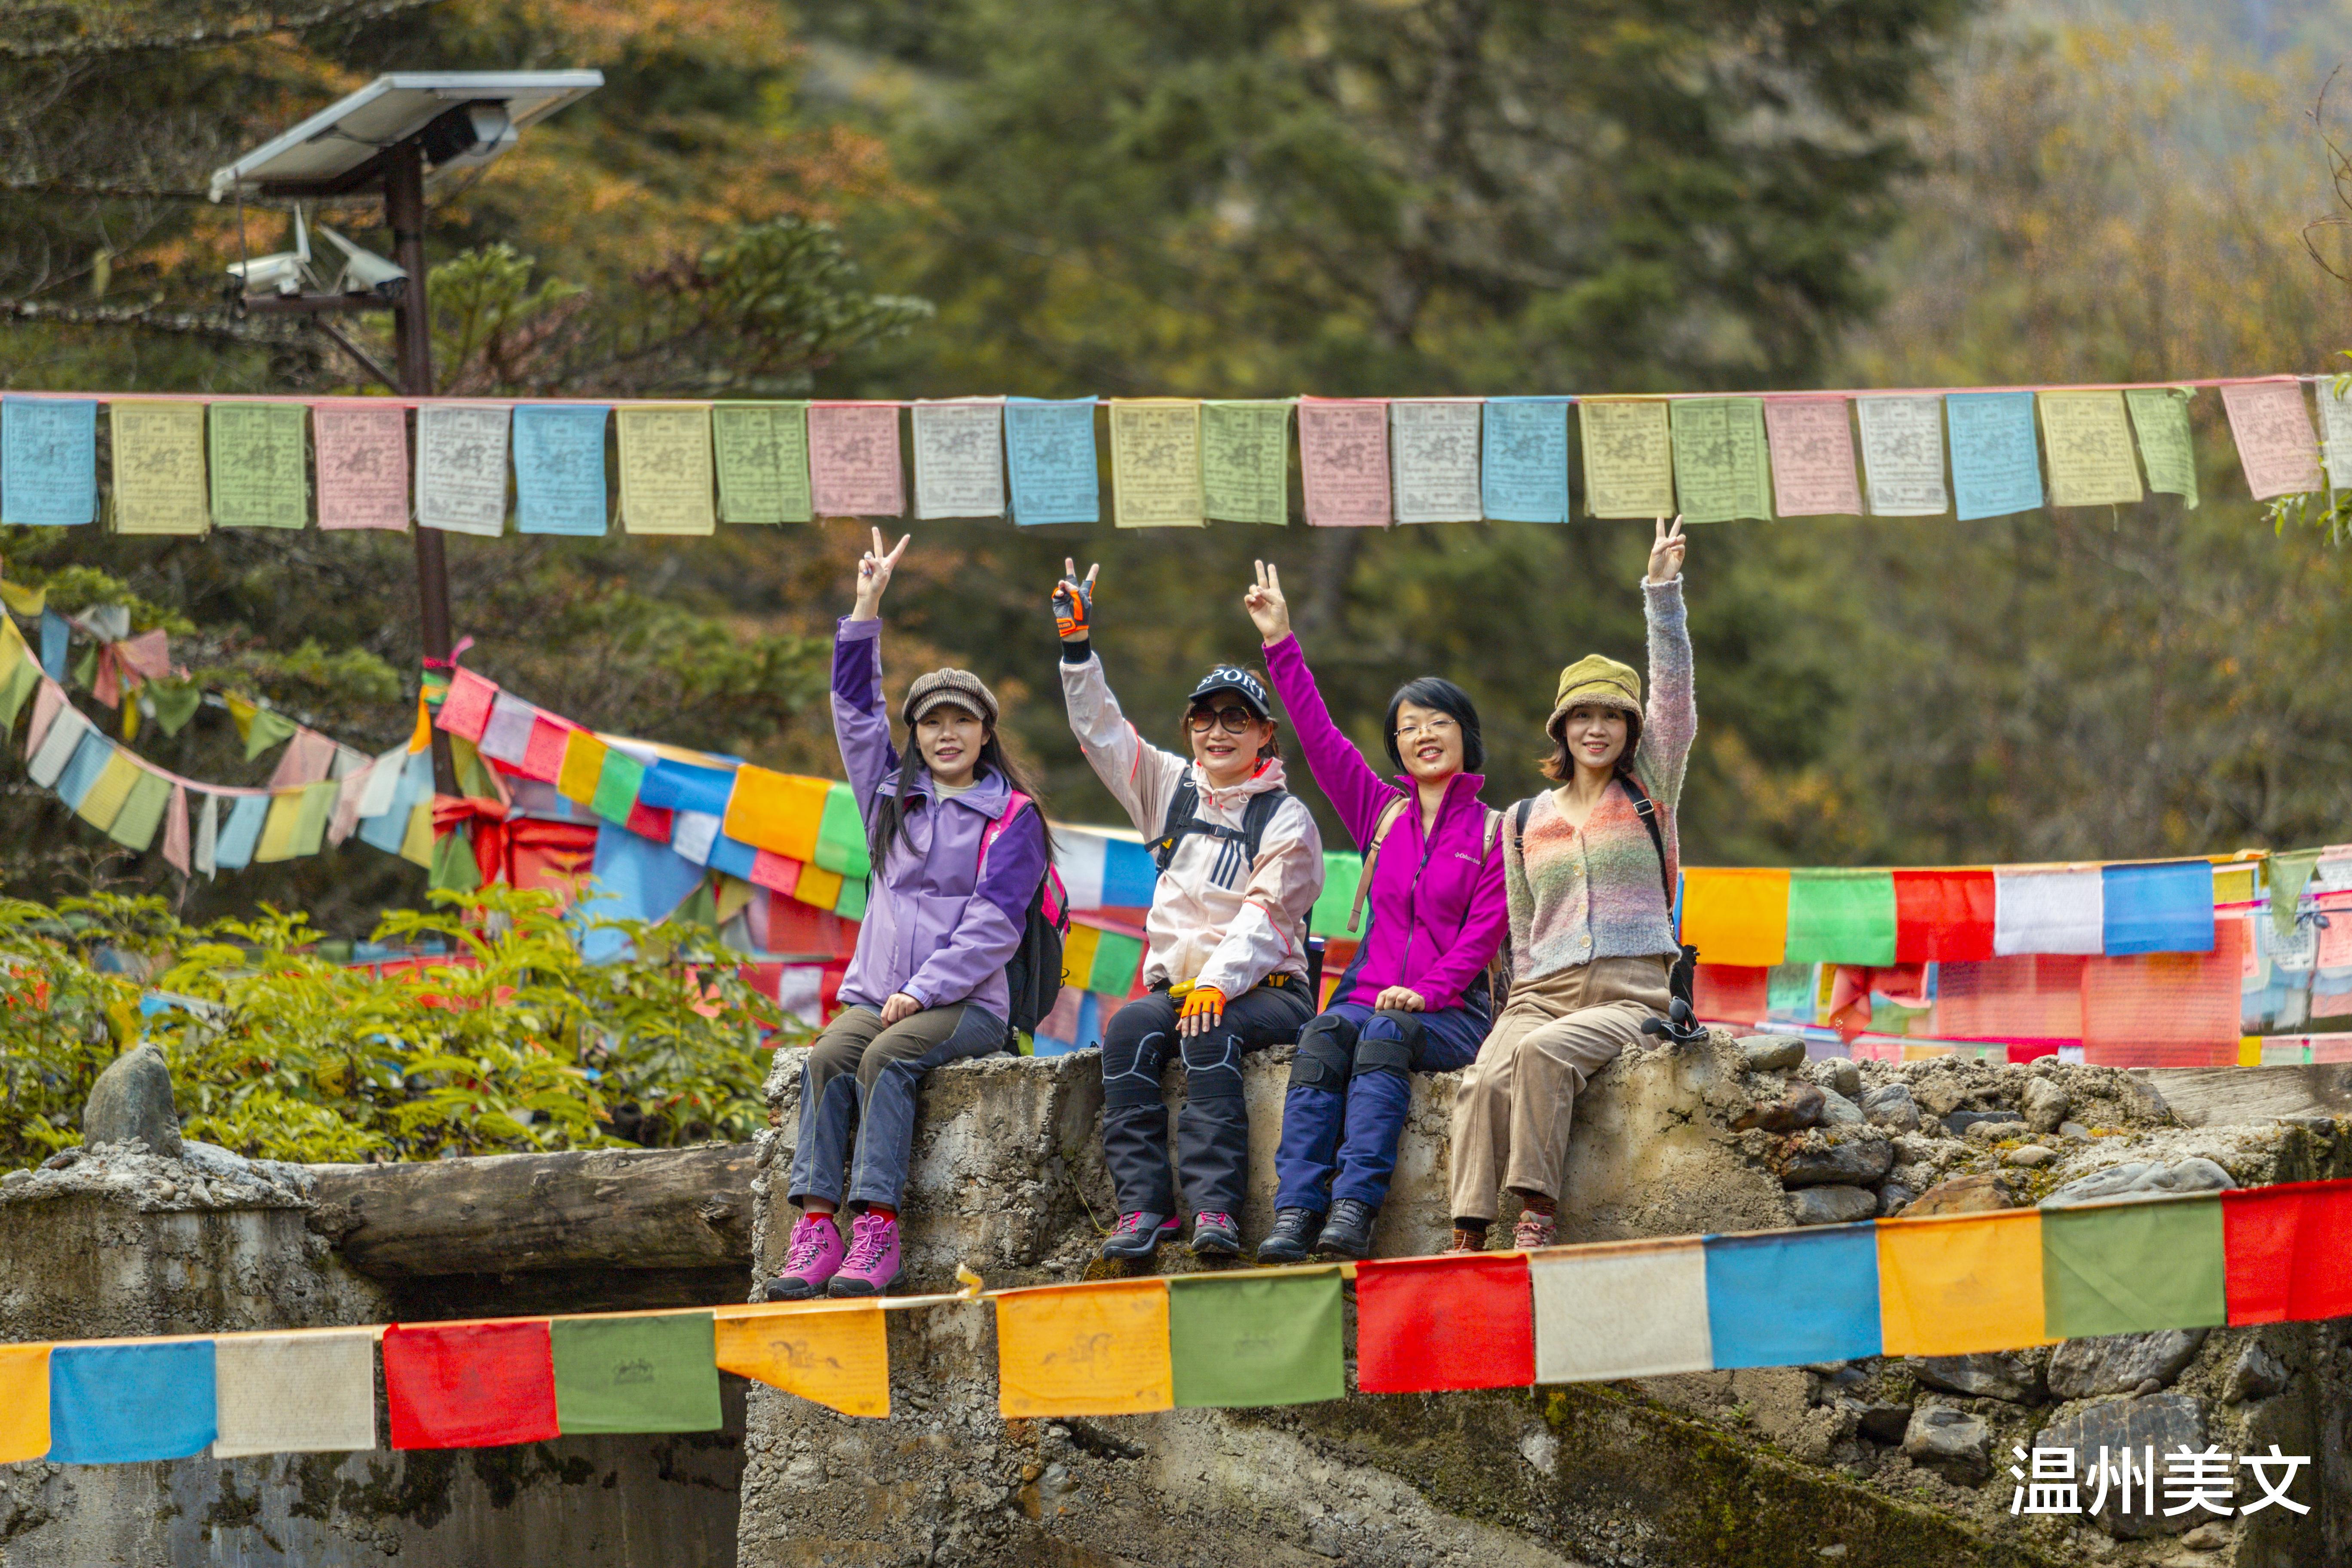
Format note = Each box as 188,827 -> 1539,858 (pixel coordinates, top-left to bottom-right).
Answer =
2269,848 -> 2321,938
0,655 -> 39,732
1201,400 -> 1292,525
1310,850 -> 1362,937
1669,398 -> 1773,524
145,680 -> 203,737
290,779 -> 337,857
592,749 -> 647,824
814,781 -> 871,879
242,706 -> 298,761
551,1311 -> 723,1435
1089,930 -> 1145,995
675,877 -> 719,931
2042,1194 -> 2227,1338
208,403 -> 310,529
107,768 -> 172,851
1168,1268 -> 1345,1408
712,402 -> 813,524
835,876 -> 867,922
430,826 -> 481,893
2124,388 -> 2199,509
71,643 -> 97,692
1782,869 -> 1896,965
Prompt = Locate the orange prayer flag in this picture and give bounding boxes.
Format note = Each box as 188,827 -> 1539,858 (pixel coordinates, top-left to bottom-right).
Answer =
995,1280 -> 1173,1419
723,767 -> 830,861
713,1301 -> 890,1418
1678,867 -> 1792,968
0,1343 -> 52,1463
1876,1209 -> 2052,1356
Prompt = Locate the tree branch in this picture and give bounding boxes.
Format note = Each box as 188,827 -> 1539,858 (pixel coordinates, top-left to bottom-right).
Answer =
0,0 -> 443,61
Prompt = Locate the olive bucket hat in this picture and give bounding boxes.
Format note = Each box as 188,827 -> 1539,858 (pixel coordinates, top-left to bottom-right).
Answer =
1547,653 -> 1642,735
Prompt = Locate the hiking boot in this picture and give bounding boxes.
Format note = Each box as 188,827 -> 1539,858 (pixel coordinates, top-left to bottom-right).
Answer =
1255,1207 -> 1323,1265
827,1211 -> 903,1297
1190,1211 -> 1242,1258
1512,1209 -> 1557,1250
1446,1226 -> 1487,1255
763,1213 -> 845,1301
1100,1211 -> 1179,1261
1313,1198 -> 1378,1260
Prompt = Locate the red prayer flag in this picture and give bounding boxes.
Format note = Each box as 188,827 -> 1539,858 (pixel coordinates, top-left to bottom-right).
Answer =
2222,1181 -> 2352,1324
1353,1253 -> 1534,1393
519,716 -> 577,783
385,1320 -> 560,1449
751,849 -> 804,894
438,668 -> 499,743
624,797 -> 675,843
1893,870 -> 1997,963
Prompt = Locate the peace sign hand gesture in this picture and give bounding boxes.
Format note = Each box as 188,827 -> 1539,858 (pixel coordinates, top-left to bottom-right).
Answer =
1243,560 -> 1291,644
1646,516 -> 1687,585
851,527 -> 911,620
1053,557 -> 1099,643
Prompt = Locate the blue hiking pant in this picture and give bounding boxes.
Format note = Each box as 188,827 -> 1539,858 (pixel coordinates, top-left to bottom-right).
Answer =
1273,1001 -> 1487,1214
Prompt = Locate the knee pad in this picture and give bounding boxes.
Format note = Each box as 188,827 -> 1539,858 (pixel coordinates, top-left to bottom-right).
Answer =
1353,1013 -> 1422,1078
1179,1029 -> 1245,1100
1289,1017 -> 1354,1092
1101,1024 -> 1173,1111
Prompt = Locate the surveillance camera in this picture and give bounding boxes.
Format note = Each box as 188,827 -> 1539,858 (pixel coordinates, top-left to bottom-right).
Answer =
312,224 -> 408,298
417,100 -> 516,172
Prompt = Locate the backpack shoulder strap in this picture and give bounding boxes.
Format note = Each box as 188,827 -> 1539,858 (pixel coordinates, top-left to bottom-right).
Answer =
1151,774 -> 1200,872
1511,796 -> 1535,860
1239,786 -> 1287,862
1480,805 -> 1504,862
976,789 -> 1032,876
1345,793 -> 1412,934
1616,772 -> 1676,910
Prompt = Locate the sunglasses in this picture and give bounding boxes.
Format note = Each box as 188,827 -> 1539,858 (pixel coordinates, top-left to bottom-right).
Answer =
1185,705 -> 1260,735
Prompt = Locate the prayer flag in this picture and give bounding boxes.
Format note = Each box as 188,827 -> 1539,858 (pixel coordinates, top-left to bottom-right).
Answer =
38,608 -> 67,682
27,704 -> 89,791
1945,391 -> 2042,521
1200,400 -> 1291,525
110,400 -> 211,535
1480,397 -> 1571,523
1993,866 -> 2104,957
2221,1180 -> 2352,1323
1529,1238 -> 1712,1383
414,403 -> 510,536
1388,399 -> 1483,524
1704,1224 -> 1883,1369
212,1329 -> 379,1458
54,728 -> 114,811
2042,1194 -> 2227,1338
1678,867 -> 1791,968
49,1341 -> 217,1464
713,401 -> 814,524
812,781 -> 871,879
0,1344 -> 49,1463
1060,923 -> 1101,991
2125,387 -> 2199,508
1003,396 -> 1100,526
1579,398 -> 1675,519
806,402 -> 904,518
267,727 -> 338,790
384,1320 -> 560,1450
161,784 -> 190,873
1762,397 -> 1862,517
1876,1210 -> 2049,1356
312,401 -> 410,530
672,810 -> 722,866
2220,378 -> 2321,500
1854,395 -> 1948,516
194,793 -> 220,876
794,860 -> 843,911
835,875 -> 867,921
1783,870 -> 1896,966
2101,861 -> 2214,955
512,404 -> 611,536
1309,853 -> 1361,938
1355,1253 -> 1534,1393
551,1311 -> 723,1435
2319,381 -> 2352,493
592,747 -> 648,825
254,789 -> 306,862
208,402 -> 309,528
1669,398 -> 1772,524
1109,399 -> 1207,528
1892,869 -> 1997,964
751,850 -> 804,895
239,703 -> 299,760
1088,928 -> 1145,995
1,395 -> 98,526
438,668 -> 497,743
521,716 -> 576,783
75,746 -> 139,832
910,398 -> 1007,520
291,779 -> 338,857
212,793 -> 269,870
995,1280 -> 1174,1418
640,758 -> 738,818
2037,390 -> 2143,508
1167,1268 -> 1344,1408
478,692 -> 537,767
558,730 -> 609,805
724,766 -> 830,861
108,767 -> 172,851
713,1300 -> 890,1417
616,404 -> 717,535
1296,398 -> 1390,528
1054,833 -> 1107,911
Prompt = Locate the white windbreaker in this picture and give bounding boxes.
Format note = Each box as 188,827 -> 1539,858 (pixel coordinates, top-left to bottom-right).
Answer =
1060,652 -> 1324,996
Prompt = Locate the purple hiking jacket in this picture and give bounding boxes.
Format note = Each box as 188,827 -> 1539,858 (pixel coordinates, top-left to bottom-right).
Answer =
1262,634 -> 1508,1013
833,617 -> 1047,1020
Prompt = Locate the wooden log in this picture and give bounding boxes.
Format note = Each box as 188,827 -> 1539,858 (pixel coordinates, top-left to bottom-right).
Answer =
306,1143 -> 758,1278
2139,1066 -> 2352,1129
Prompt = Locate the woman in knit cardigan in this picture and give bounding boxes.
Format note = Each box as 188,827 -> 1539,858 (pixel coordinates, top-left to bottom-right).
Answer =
1447,517 -> 1692,1253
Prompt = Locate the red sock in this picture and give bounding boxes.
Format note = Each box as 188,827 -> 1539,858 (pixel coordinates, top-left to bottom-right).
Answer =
867,1204 -> 897,1222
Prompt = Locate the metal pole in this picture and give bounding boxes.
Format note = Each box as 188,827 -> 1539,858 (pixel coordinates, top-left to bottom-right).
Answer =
385,140 -> 458,795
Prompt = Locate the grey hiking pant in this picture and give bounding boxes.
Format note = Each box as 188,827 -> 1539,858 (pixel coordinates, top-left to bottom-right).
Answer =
788,1002 -> 1007,1211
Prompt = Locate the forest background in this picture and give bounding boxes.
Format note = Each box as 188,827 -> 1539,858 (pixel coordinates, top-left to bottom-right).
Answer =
4,0 -> 2352,933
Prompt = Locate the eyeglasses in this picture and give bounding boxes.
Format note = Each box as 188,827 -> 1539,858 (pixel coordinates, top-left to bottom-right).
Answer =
1394,717 -> 1458,741
1186,705 -> 1259,734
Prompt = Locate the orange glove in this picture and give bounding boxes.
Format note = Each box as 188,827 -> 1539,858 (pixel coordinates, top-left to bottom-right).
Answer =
1178,984 -> 1225,1035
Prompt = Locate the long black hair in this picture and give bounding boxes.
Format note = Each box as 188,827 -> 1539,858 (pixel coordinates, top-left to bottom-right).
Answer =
1383,677 -> 1485,774
867,720 -> 1057,872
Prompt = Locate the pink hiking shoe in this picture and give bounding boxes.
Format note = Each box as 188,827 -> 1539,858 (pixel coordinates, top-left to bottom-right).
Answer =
828,1211 -> 903,1298
764,1213 -> 846,1301
1512,1210 -> 1557,1250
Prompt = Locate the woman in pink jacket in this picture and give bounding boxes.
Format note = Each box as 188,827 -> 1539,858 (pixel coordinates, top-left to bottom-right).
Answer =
1245,562 -> 1509,1262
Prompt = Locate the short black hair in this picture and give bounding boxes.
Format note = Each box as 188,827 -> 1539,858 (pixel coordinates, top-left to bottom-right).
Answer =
1384,678 -> 1485,774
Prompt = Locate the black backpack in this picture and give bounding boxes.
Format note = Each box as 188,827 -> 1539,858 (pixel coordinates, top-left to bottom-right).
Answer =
1510,773 -> 1699,1008
979,791 -> 1068,1044
1148,775 -> 1287,888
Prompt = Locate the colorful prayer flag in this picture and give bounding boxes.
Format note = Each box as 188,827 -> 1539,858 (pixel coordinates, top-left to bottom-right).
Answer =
74,746 -> 140,833
48,1341 -> 217,1464
1782,870 -> 1896,966
1945,391 -> 2042,521
1296,398 -> 1390,528
1354,1253 -> 1534,1393
212,793 -> 268,871
1854,395 -> 1947,517
1892,869 -> 1996,964
110,400 -> 211,536
2220,378 -> 2321,500
1200,400 -> 1290,525
2220,1180 -> 2352,1323
714,1300 -> 890,1417
1480,397 -> 1571,524
1530,1239 -> 1711,1383
414,403 -> 510,536
213,1329 -> 379,1458
1108,399 -> 1207,528
1992,866 -> 2104,956
1762,397 -> 1861,517
812,781 -> 871,879
1003,396 -> 1100,527
312,401 -> 410,530
0,1344 -> 49,1463
2124,387 -> 2198,508
616,404 -> 717,535
1167,1269 -> 1344,1408
437,668 -> 497,743
806,403 -> 905,519
591,747 -> 649,826
712,401 -> 813,524
910,398 -> 1007,520
383,1320 -> 560,1450
724,767 -> 830,861
2037,391 -> 2143,508
512,404 -> 611,536
1876,1209 -> 2049,1357
2041,1194 -> 2226,1338
1578,398 -> 1675,519
1704,1224 -> 1883,1369
1,395 -> 98,526
1669,398 -> 1772,524
208,402 -> 310,528
107,766 -> 172,851
2101,861 -> 2214,956
1678,867 -> 1791,968
1388,400 -> 1483,524
558,730 -> 609,805
550,1311 -> 724,1435
995,1280 -> 1174,1418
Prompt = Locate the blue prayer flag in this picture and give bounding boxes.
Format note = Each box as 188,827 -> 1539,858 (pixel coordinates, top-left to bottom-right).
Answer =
1100,838 -> 1160,907
577,822 -> 709,962
1703,1224 -> 1882,1369
39,609 -> 69,683
638,758 -> 738,816
1946,392 -> 2043,521
48,1341 -> 217,1464
212,794 -> 270,870
2101,861 -> 2216,956
512,404 -> 611,536
1,396 -> 99,527
1481,398 -> 1571,523
355,752 -> 432,855
705,832 -> 760,882
1004,397 -> 1100,526
53,729 -> 113,811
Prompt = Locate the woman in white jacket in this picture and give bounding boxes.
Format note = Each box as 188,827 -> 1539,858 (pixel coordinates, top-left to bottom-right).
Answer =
1053,560 -> 1325,1264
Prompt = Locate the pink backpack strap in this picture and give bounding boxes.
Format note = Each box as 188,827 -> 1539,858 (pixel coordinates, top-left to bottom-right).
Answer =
977,790 -> 1064,924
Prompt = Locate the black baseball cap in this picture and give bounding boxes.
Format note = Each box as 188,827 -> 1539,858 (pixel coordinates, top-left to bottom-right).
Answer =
1187,666 -> 1272,721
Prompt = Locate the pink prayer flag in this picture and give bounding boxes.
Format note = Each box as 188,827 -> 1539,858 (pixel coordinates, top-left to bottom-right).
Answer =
162,784 -> 190,874
25,680 -> 63,756
116,630 -> 172,683
519,714 -> 576,783
268,728 -> 338,790
328,759 -> 374,845
438,668 -> 497,742
1763,397 -> 1862,517
92,646 -> 123,709
1298,398 -> 1392,527
2220,379 -> 2323,500
750,849 -> 804,894
478,691 -> 537,766
314,401 -> 412,530
807,403 -> 905,519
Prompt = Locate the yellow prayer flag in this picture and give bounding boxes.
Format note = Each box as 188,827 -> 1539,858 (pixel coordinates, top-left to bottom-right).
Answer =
410,691 -> 432,754
398,799 -> 434,867
0,579 -> 44,618
291,778 -> 338,856
254,789 -> 306,863
2037,390 -> 2144,509
110,400 -> 212,535
1577,398 -> 1677,519
793,861 -> 843,911
724,767 -> 830,860
715,875 -> 756,927
557,731 -> 609,805
1060,924 -> 1102,990
0,1343 -> 51,1462
0,616 -> 24,683
75,747 -> 141,832
713,1300 -> 890,1418
1107,400 -> 1206,528
616,405 -> 718,535
2213,864 -> 2256,905
226,693 -> 258,745
995,1280 -> 1173,1418
1877,1209 -> 2052,1357
1677,867 -> 1792,968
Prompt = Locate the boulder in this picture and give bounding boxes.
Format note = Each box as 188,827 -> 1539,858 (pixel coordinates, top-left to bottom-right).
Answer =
1859,1084 -> 1920,1134
2022,1078 -> 2070,1134
1877,1182 -> 1916,1216
1740,1035 -> 1808,1072
2032,1393 -> 2208,1538
82,1044 -> 182,1159
2004,1145 -> 2055,1168
1817,1090 -> 1866,1127
1736,1083 -> 1826,1133
1905,1173 -> 2012,1216
1943,1109 -> 2024,1138
1914,1078 -> 1968,1118
1853,1401 -> 1913,1444
1790,1185 -> 1877,1226
1808,1058 -> 1862,1099
2046,1330 -> 2207,1400
1905,1349 -> 2047,1404
1778,1133 -> 1894,1189
2041,1158 -> 2233,1208
2058,1121 -> 2092,1142
2226,1341 -> 2288,1404
1902,1406 -> 1992,1485
1961,1117 -> 2025,1143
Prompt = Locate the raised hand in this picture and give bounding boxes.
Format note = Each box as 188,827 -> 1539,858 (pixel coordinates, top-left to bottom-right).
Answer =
1053,557 -> 1100,643
1646,515 -> 1686,585
852,527 -> 912,620
1243,559 -> 1291,644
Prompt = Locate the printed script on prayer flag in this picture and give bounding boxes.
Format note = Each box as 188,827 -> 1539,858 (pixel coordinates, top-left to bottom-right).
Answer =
109,401 -> 211,536
1,396 -> 98,527
2313,383 -> 2352,493
807,403 -> 904,519
1200,400 -> 1289,525
208,403 -> 309,529
1578,398 -> 1675,519
2124,389 -> 2198,508
2220,379 -> 2322,500
911,398 -> 1007,520
1762,397 -> 1861,517
1481,398 -> 1570,524
512,404 -> 611,536
312,402 -> 410,530
1003,397 -> 1099,526
1854,395 -> 1947,516
1108,400 -> 1205,528
414,404 -> 510,536
1388,400 -> 1482,524
1670,398 -> 1773,523
1297,398 -> 1391,527
712,402 -> 813,524
2037,391 -> 2143,508
1945,391 -> 2042,521
616,405 -> 716,535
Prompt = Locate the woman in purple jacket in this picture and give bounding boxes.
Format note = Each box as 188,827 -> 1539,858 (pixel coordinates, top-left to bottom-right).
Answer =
764,530 -> 1051,1302
1243,562 -> 1509,1262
